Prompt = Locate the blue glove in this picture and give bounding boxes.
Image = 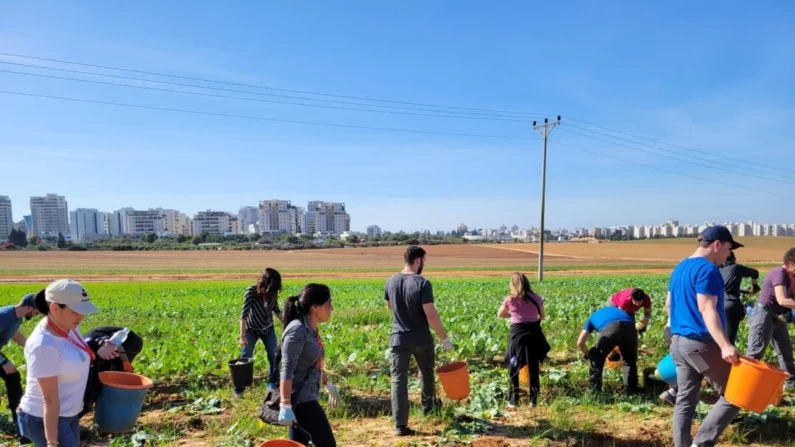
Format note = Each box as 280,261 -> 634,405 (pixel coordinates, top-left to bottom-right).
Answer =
278,405 -> 296,426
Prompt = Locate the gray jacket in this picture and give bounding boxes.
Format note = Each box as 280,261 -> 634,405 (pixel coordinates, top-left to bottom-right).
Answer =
280,316 -> 323,404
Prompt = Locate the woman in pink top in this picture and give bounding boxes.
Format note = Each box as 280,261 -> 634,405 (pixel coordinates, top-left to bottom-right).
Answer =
498,273 -> 550,408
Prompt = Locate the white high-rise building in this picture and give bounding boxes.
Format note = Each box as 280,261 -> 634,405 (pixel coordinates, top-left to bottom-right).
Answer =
737,223 -> 752,237
258,200 -> 295,234
0,196 -> 12,241
238,206 -> 259,235
69,208 -> 102,241
30,194 -> 69,237
367,225 -> 382,238
228,216 -> 241,235
295,207 -> 306,234
192,211 -> 231,235
127,210 -> 165,235
633,225 -> 646,239
156,209 -> 190,236
306,201 -> 350,235
111,207 -> 135,235
99,212 -> 113,235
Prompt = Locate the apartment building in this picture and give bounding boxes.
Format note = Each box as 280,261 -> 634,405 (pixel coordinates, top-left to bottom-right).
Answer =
30,194 -> 69,237
0,196 -> 12,241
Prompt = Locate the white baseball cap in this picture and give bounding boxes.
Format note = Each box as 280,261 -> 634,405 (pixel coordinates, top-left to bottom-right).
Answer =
45,279 -> 99,315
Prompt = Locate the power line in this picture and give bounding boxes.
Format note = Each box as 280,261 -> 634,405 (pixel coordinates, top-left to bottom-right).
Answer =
0,52 -> 548,118
0,60 -> 539,120
552,139 -> 795,199
0,68 -> 535,123
0,89 -> 537,141
564,116 -> 790,175
563,122 -> 792,181
558,127 -> 795,187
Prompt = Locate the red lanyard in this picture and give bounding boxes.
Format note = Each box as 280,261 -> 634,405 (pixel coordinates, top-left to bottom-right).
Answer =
315,331 -> 324,372
47,318 -> 96,362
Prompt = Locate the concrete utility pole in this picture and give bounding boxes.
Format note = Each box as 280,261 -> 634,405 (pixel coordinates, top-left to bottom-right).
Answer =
533,116 -> 561,282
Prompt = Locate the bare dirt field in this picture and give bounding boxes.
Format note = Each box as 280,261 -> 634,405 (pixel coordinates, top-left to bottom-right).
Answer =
1,236 -> 791,283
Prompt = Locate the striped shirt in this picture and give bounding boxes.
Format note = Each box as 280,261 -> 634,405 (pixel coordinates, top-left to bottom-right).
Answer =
241,285 -> 282,332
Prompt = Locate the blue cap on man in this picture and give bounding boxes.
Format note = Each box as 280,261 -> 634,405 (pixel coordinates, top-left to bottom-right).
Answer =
698,225 -> 743,250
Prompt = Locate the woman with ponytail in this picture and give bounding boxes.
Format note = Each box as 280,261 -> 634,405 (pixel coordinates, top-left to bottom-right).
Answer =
237,268 -> 284,396
277,284 -> 339,446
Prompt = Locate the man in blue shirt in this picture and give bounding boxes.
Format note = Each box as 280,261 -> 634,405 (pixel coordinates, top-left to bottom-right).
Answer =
0,292 -> 39,432
576,307 -> 639,393
668,225 -> 741,447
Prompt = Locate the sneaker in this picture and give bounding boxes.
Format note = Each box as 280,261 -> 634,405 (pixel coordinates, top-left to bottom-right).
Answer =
395,426 -> 416,436
659,389 -> 676,406
505,403 -> 517,410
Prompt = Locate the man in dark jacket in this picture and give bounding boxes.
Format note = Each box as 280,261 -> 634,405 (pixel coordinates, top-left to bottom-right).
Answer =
81,326 -> 144,417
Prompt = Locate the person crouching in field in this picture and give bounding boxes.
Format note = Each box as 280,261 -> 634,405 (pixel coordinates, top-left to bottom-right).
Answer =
605,287 -> 652,334
577,307 -> 640,394
497,273 -> 549,408
237,268 -> 284,397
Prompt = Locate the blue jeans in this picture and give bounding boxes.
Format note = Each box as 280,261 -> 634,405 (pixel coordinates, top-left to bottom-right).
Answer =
238,326 -> 277,393
17,411 -> 80,447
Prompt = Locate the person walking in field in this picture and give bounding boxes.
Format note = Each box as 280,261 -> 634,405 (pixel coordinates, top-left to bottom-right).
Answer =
745,248 -> 795,389
385,246 -> 452,437
668,226 -> 742,447
0,292 -> 39,438
237,268 -> 284,397
498,273 -> 549,408
719,250 -> 760,344
277,284 -> 340,447
577,307 -> 639,394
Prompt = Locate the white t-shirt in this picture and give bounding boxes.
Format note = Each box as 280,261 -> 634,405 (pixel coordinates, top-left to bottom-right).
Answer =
18,323 -> 91,417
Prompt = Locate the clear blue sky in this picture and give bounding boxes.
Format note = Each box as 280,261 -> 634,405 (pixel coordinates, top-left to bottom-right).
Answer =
1,2 -> 794,232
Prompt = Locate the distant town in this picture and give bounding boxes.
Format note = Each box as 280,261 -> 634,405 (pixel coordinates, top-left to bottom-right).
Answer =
1,194 -> 793,249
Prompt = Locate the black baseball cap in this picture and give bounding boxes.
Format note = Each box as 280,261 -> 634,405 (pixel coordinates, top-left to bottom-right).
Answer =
698,225 -> 743,250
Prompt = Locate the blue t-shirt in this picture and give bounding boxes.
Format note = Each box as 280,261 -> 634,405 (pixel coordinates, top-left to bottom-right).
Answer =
669,257 -> 726,340
0,305 -> 22,349
583,307 -> 634,333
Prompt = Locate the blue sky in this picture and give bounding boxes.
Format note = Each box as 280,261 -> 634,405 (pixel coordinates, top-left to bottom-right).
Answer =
1,2 -> 794,232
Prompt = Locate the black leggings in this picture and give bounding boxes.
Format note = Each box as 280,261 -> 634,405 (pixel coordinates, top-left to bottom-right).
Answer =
0,363 -> 23,424
289,400 -> 336,447
509,360 -> 540,405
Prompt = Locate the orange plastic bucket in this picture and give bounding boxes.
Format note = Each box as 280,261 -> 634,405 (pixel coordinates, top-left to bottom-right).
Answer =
770,384 -> 784,406
436,361 -> 470,400
519,365 -> 530,386
98,371 -> 153,390
725,356 -> 789,413
260,441 -> 304,447
606,347 -> 622,370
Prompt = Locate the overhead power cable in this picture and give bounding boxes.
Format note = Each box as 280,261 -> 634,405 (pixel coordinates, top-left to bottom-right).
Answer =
0,52 -> 548,117
0,89 -> 537,141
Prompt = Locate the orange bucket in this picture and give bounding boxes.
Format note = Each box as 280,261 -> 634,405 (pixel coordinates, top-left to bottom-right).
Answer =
519,365 -> 530,386
770,384 -> 784,406
725,356 -> 789,413
260,441 -> 304,447
606,347 -> 622,370
98,371 -> 153,390
437,361 -> 470,400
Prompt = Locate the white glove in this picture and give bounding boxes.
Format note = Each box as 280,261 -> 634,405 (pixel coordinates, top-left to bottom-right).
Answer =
278,404 -> 296,426
442,338 -> 453,351
325,381 -> 340,407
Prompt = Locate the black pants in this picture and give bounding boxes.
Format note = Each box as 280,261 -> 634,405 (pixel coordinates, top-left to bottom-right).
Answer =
724,299 -> 745,345
0,359 -> 23,425
289,400 -> 336,447
588,321 -> 638,393
509,359 -> 540,405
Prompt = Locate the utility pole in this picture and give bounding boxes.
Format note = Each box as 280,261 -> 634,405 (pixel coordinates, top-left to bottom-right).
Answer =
532,116 -> 561,282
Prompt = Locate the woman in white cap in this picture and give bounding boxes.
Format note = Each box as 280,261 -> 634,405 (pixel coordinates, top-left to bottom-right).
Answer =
16,279 -> 108,447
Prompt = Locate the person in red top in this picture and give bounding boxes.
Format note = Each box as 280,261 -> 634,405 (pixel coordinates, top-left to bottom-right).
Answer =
606,288 -> 652,331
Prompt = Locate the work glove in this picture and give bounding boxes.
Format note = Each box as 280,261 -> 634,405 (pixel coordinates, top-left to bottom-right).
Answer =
278,404 -> 296,426
635,321 -> 648,334
442,338 -> 453,351
325,381 -> 340,407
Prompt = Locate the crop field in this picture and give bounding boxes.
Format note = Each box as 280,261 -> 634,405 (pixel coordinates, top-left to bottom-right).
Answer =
2,275 -> 794,446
